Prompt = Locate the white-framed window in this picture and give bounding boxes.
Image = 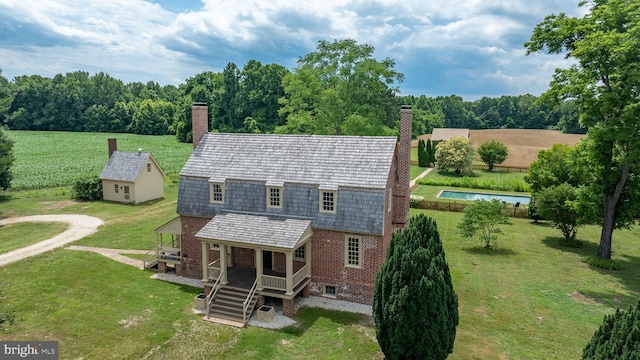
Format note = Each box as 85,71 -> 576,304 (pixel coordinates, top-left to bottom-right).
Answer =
345,235 -> 362,269
322,284 -> 337,298
319,190 -> 337,213
209,182 -> 225,204
114,184 -> 119,194
294,245 -> 305,260
267,186 -> 282,208
387,189 -> 393,212
124,185 -> 130,200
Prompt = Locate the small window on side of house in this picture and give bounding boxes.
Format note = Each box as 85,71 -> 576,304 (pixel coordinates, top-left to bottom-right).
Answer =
345,235 -> 362,269
267,186 -> 282,208
294,246 -> 305,260
114,184 -> 119,194
323,284 -> 337,298
210,182 -> 225,204
147,163 -> 151,172
319,190 -> 337,213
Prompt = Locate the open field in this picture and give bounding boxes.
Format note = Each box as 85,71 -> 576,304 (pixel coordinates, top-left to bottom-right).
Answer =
5,131 -> 192,190
414,129 -> 585,169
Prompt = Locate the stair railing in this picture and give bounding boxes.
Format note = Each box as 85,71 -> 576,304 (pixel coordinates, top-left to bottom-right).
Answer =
142,245 -> 161,269
206,268 -> 225,319
243,276 -> 260,323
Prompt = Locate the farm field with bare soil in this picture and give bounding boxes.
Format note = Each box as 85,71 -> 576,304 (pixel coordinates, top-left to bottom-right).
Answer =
415,129 -> 584,169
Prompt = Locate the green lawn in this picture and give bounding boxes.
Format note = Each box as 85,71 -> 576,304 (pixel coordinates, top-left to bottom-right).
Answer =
0,222 -> 69,254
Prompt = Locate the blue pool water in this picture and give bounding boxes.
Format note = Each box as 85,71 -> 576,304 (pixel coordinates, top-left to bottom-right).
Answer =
438,190 -> 530,205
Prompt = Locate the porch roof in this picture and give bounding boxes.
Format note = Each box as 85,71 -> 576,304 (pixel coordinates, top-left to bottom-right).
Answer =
155,216 -> 181,235
196,213 -> 312,249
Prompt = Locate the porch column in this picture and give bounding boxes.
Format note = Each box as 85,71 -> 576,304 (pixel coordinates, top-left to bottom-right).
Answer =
220,244 -> 228,284
305,241 -> 311,268
201,242 -> 209,282
285,252 -> 293,296
255,249 -> 263,290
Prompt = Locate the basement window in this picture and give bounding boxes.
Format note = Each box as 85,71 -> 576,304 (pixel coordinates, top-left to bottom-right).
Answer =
322,284 -> 337,298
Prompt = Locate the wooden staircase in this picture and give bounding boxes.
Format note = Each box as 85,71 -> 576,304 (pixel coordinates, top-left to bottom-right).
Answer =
206,285 -> 259,327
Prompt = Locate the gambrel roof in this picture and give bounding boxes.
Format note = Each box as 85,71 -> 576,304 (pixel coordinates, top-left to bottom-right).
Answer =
180,133 -> 397,190
196,213 -> 312,249
99,151 -> 164,182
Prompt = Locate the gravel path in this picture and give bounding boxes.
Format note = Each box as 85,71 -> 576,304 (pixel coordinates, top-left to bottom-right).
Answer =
66,245 -> 149,269
0,214 -> 104,267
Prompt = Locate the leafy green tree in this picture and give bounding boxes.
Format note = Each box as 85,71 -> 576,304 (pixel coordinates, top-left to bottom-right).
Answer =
525,0 -> 640,259
536,183 -> 582,243
459,199 -> 512,248
583,301 -> 640,359
373,214 -> 458,360
435,136 -> 474,175
477,140 -> 508,171
417,139 -> 428,167
239,61 -> 289,133
0,127 -> 14,190
525,144 -> 579,192
277,39 -> 403,135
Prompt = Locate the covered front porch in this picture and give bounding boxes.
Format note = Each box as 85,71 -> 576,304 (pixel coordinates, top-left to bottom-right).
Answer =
197,213 -> 313,299
144,216 -> 181,270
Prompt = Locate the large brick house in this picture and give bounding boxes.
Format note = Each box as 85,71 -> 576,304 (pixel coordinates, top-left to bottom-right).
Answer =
153,104 -> 411,325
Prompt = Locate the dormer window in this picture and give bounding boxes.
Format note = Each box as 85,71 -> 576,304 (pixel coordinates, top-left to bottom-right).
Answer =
267,186 -> 282,208
319,190 -> 337,213
209,182 -> 225,204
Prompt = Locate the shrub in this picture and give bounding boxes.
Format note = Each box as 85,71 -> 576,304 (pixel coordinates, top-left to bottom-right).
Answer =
582,301 -> 640,359
410,194 -> 424,208
585,256 -> 622,271
417,177 -> 530,193
72,176 -> 103,201
0,291 -> 16,331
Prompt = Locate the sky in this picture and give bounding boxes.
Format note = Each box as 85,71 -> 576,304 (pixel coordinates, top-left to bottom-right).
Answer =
0,0 -> 586,100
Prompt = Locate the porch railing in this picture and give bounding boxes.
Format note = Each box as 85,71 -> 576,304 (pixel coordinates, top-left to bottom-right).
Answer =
261,264 -> 310,292
207,259 -> 221,281
243,276 -> 259,323
206,268 -> 225,319
292,264 -> 310,287
142,245 -> 160,269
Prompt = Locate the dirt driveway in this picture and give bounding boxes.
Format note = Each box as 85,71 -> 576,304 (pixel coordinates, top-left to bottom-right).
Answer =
0,214 -> 104,267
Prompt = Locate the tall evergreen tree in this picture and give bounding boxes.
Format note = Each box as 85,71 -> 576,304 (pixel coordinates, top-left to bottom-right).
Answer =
583,301 -> 640,359
373,214 -> 459,360
418,139 -> 428,167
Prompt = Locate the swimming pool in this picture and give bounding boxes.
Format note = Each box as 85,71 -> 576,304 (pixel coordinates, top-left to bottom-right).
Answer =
437,190 -> 530,205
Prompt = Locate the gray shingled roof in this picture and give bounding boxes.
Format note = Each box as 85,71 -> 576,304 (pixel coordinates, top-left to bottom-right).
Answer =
99,151 -> 152,181
196,213 -> 312,249
180,133 -> 397,189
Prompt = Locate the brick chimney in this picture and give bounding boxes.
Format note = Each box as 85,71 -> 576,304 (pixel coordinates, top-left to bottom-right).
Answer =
393,105 -> 412,228
191,103 -> 208,150
108,138 -> 117,159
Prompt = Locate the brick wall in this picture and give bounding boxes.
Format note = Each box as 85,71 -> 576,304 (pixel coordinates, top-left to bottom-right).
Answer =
309,229 -> 384,304
177,215 -> 210,279
232,247 -> 255,268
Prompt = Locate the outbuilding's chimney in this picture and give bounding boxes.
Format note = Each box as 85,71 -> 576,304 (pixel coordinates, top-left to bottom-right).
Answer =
191,103 -> 208,150
108,138 -> 117,159
393,105 -> 412,228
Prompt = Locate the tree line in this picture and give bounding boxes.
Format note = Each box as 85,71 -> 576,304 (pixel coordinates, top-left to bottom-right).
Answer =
0,47 -> 585,141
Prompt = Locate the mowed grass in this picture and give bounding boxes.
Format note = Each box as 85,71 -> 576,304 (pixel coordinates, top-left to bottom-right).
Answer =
0,222 -> 69,254
415,209 -> 640,359
6,131 -> 193,190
